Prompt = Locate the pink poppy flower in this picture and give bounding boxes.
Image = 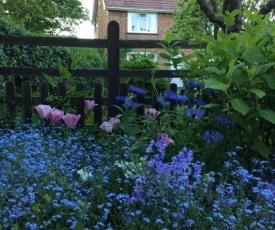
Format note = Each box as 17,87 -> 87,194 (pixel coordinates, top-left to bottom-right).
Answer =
62,113 -> 81,127
85,100 -> 97,111
108,117 -> 120,126
50,109 -> 64,124
35,104 -> 52,118
145,108 -> 161,119
99,121 -> 113,132
157,133 -> 174,147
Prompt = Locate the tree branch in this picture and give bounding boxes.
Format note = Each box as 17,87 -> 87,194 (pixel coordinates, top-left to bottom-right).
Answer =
196,0 -> 224,27
259,0 -> 275,15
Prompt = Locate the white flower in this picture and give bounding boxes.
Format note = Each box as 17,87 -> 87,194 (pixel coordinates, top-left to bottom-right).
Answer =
77,168 -> 93,181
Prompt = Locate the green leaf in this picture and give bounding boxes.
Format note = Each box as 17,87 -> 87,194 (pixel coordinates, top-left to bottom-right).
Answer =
204,78 -> 229,90
242,45 -> 266,63
259,109 -> 275,124
205,67 -> 224,76
203,103 -> 222,109
264,74 -> 275,89
230,99 -> 249,115
159,53 -> 172,61
248,88 -> 266,98
253,138 -> 270,158
43,73 -> 57,88
165,32 -> 173,43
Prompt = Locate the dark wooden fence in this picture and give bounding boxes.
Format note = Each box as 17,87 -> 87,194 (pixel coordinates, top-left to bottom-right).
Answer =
0,21 -> 205,127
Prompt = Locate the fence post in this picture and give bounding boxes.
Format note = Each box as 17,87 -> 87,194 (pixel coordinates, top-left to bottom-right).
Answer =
40,81 -> 49,104
169,83 -> 177,111
22,81 -> 32,124
94,83 -> 102,125
5,80 -> 16,119
107,20 -> 120,118
76,83 -> 85,127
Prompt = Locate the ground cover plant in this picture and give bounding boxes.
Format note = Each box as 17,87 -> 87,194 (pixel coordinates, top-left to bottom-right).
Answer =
1,10 -> 275,230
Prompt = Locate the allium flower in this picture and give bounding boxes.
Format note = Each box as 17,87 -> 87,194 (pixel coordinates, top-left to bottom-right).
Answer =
156,133 -> 174,147
50,109 -> 64,124
108,117 -> 120,126
99,121 -> 113,132
35,104 -> 52,118
62,114 -> 81,127
129,85 -> 144,95
203,130 -> 223,143
216,114 -> 234,128
145,108 -> 160,119
85,100 -> 97,111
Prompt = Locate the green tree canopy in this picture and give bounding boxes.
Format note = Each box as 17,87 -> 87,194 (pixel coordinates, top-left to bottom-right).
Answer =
170,0 -> 275,39
1,0 -> 88,34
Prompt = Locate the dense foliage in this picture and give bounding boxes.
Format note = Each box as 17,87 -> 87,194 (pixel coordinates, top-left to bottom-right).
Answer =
0,0 -> 87,34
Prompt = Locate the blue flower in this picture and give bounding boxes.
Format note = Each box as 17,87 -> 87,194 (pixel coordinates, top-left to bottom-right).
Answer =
129,85 -> 144,95
124,99 -> 141,109
187,80 -> 201,88
216,114 -> 234,128
186,107 -> 205,118
203,130 -> 224,143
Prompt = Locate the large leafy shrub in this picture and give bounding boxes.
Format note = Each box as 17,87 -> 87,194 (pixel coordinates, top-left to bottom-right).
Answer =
162,10 -> 275,161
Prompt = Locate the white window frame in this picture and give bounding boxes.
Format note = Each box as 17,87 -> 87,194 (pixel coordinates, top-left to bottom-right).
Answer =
126,52 -> 157,62
127,12 -> 158,34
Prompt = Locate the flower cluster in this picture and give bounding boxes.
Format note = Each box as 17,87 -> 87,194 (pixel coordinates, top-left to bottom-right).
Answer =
35,104 -> 81,127
99,117 -> 120,132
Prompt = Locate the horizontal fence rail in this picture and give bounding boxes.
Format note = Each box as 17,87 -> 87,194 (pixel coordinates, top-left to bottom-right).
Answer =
0,20 -> 205,126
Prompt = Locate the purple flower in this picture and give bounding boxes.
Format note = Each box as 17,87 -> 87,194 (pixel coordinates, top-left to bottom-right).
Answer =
203,130 -> 224,143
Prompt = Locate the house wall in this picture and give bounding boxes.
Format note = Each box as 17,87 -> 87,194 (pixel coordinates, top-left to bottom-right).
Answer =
96,0 -> 174,40
95,0 -> 193,70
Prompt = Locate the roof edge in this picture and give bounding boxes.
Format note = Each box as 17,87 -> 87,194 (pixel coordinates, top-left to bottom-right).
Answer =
105,7 -> 175,13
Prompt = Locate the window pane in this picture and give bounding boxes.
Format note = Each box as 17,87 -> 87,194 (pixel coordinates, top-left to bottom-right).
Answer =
139,18 -> 147,31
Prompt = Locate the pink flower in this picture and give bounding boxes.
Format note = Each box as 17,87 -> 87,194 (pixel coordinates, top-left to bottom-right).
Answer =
50,109 -> 64,124
35,104 -> 52,118
108,117 -> 120,126
157,133 -> 174,147
85,100 -> 97,111
99,121 -> 113,132
62,113 -> 81,127
145,108 -> 161,119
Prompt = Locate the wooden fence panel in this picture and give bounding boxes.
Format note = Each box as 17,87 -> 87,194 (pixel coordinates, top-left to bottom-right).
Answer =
5,80 -> 16,118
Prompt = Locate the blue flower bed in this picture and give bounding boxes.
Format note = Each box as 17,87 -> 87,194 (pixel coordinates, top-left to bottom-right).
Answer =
1,125 -> 275,229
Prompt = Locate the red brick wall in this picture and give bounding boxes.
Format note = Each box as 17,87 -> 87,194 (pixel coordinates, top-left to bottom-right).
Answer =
95,2 -> 193,69
96,7 -> 174,40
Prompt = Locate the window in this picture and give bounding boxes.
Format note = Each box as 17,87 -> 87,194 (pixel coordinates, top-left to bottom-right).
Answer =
126,52 -> 157,62
128,12 -> 157,33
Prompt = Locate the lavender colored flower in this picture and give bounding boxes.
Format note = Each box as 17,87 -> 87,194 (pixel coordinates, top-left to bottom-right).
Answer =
129,85 -> 144,95
203,130 -> 224,143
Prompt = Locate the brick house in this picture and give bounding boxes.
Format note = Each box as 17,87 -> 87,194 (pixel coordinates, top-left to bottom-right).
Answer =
91,0 -> 186,86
